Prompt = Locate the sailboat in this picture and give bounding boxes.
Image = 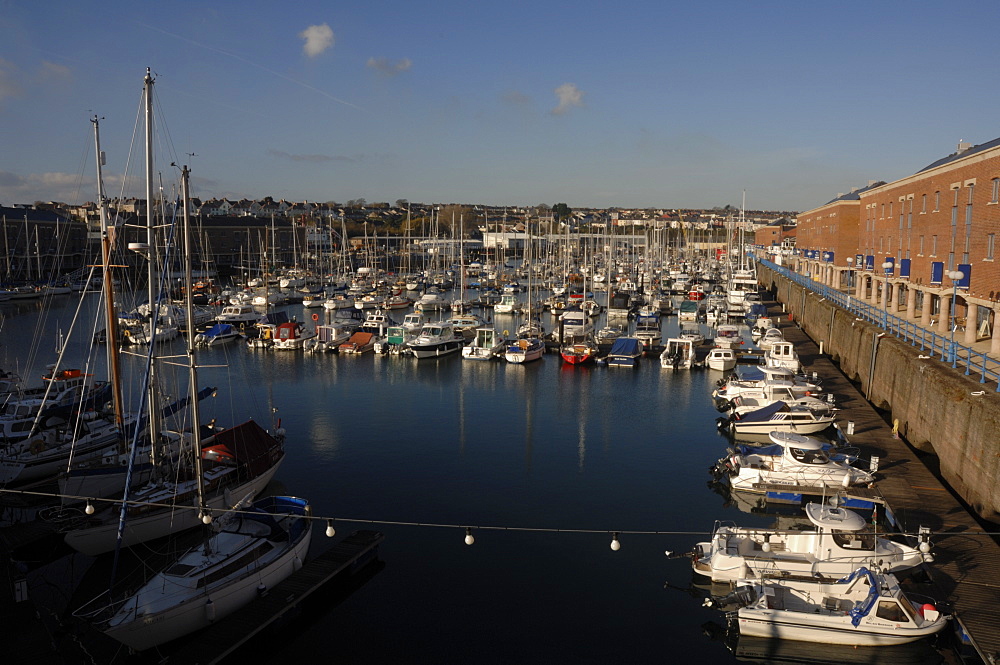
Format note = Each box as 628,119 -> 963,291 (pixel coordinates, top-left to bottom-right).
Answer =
74,156 -> 311,651
61,70 -> 286,557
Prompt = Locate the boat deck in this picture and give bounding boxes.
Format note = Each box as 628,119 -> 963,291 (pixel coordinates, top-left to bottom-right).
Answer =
770,301 -> 1000,662
167,529 -> 384,664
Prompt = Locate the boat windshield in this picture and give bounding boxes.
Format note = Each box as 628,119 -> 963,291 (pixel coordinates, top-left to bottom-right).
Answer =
875,600 -> 911,623
831,529 -> 876,550
789,447 -> 829,465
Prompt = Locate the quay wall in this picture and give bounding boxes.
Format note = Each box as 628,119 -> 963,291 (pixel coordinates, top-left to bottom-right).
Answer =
758,264 -> 1000,522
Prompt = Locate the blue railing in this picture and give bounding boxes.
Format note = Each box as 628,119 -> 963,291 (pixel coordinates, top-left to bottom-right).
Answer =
760,259 -> 1000,391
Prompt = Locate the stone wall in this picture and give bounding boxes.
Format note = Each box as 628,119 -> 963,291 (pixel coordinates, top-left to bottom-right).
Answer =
759,264 -> 1000,522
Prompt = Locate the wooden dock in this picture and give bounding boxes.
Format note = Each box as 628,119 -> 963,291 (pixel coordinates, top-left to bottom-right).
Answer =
167,529 -> 384,665
773,304 -> 1000,663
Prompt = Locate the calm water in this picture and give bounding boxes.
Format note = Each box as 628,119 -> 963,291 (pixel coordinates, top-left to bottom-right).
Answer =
1,294 -> 947,664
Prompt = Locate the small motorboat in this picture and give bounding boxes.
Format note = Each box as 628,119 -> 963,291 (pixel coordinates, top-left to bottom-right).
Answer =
706,567 -> 948,646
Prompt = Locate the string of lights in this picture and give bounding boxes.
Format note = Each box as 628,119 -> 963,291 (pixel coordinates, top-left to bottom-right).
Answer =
2,487 -> 995,550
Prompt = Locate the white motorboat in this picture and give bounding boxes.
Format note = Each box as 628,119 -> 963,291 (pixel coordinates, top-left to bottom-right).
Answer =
757,327 -> 785,351
216,303 -> 258,326
692,502 -> 931,583
660,338 -> 696,369
765,341 -> 802,373
713,366 -> 822,406
714,324 -> 743,349
323,294 -> 355,310
462,327 -> 507,360
408,322 -> 465,358
414,291 -> 449,312
706,347 -> 738,371
80,495 -> 312,651
711,431 -> 875,494
707,567 -> 948,646
270,320 -> 317,350
724,400 -> 836,435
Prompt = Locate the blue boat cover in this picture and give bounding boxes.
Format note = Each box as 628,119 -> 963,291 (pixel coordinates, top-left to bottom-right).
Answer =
835,567 -> 879,627
609,337 -> 642,356
734,401 -> 787,422
204,323 -> 234,337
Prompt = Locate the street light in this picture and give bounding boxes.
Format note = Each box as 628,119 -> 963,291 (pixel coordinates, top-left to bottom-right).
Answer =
845,256 -> 854,295
881,261 -> 893,329
946,269 -> 965,367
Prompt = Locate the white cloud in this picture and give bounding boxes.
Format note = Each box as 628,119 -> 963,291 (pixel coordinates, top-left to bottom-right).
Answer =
300,24 -> 334,58
366,57 -> 412,76
552,82 -> 584,115
38,60 -> 71,81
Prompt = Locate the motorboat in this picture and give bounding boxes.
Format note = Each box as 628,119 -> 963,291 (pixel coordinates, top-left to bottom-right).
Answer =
660,338 -> 696,369
414,290 -> 449,312
765,341 -> 802,373
216,303 -> 259,326
724,400 -> 836,435
194,323 -> 243,347
714,324 -> 743,349
713,366 -> 822,406
79,495 -> 312,651
558,307 -> 594,342
706,567 -> 948,646
692,502 -> 932,583
0,368 -> 111,444
504,337 -> 545,364
402,312 -> 428,333
706,347 -> 738,372
375,325 -> 417,355
339,331 -> 376,354
711,431 -> 875,494
270,320 -> 317,350
605,337 -> 643,367
757,327 -> 785,352
633,310 -> 662,349
463,327 -> 507,361
408,322 -> 466,359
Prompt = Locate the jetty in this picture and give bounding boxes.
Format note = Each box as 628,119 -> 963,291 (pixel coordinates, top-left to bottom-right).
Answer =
762,286 -> 1000,663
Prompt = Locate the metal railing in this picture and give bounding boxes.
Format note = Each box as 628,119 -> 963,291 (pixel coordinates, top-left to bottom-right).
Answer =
760,260 -> 1000,391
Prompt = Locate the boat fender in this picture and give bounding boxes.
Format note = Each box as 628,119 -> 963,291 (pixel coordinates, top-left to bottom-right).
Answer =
205,598 -> 216,622
29,438 -> 46,455
312,313 -> 319,321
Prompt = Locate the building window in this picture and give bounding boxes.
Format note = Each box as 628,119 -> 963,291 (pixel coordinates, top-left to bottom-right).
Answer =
992,178 -> 1000,203
934,191 -> 941,211
931,235 -> 937,256
921,193 -> 927,213
919,235 -> 924,255
987,233 -> 996,261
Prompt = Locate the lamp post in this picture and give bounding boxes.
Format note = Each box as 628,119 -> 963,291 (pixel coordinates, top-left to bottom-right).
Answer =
881,261 -> 893,329
845,256 -> 854,295
946,269 -> 965,367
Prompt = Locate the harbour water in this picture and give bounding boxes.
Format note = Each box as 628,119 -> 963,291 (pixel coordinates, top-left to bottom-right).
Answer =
0,294 -> 949,664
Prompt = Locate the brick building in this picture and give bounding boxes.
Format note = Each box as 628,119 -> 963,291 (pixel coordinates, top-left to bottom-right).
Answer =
794,137 -> 1000,350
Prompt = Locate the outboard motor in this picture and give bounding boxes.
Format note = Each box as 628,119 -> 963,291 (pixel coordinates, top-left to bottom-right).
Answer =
704,584 -> 757,609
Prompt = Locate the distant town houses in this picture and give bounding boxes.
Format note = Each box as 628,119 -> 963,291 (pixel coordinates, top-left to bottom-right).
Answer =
0,196 -> 798,283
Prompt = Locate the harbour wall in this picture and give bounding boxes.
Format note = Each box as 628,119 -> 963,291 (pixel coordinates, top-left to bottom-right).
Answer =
757,264 -> 1000,522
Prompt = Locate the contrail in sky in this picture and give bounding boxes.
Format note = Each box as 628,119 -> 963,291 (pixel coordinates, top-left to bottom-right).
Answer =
133,20 -> 362,111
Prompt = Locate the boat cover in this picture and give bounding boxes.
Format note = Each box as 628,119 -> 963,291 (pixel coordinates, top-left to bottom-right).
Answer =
835,567 -> 879,626
203,323 -> 234,338
733,401 -> 788,422
202,419 -> 283,477
609,337 -> 642,357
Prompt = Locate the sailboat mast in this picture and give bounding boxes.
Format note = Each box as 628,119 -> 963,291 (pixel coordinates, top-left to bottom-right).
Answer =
92,115 -> 125,430
180,166 -> 208,520
143,68 -> 162,447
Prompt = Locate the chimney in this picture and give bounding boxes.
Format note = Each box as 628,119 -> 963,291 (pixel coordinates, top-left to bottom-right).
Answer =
957,140 -> 972,153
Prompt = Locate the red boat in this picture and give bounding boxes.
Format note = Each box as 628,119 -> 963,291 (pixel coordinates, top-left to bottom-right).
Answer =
561,341 -> 597,364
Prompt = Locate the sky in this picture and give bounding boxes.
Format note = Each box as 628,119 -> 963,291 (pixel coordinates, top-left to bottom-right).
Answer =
2,0 -> 1000,213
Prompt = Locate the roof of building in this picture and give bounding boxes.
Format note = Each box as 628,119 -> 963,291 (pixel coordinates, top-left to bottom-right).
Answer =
918,136 -> 1000,173
823,180 -> 886,205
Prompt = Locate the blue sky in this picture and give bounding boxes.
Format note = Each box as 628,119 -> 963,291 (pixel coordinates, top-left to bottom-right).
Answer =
2,1 -> 999,212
